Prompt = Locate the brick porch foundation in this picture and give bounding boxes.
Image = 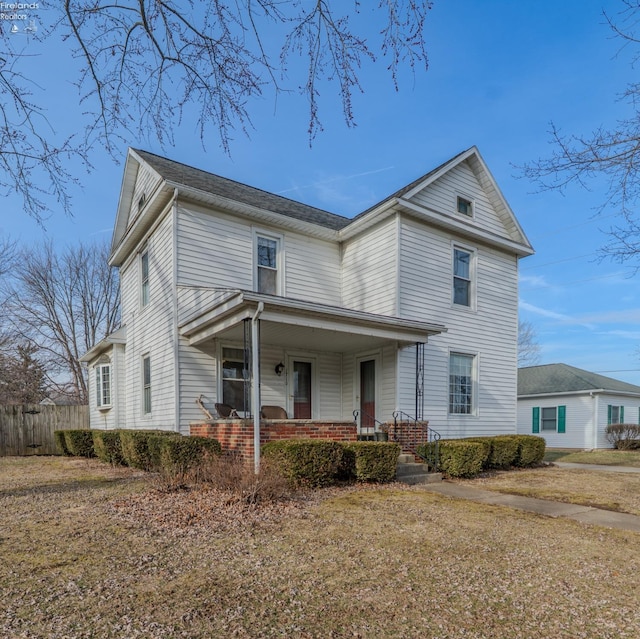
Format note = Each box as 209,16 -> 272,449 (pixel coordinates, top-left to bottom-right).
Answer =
190,418 -> 430,461
190,419 -> 358,461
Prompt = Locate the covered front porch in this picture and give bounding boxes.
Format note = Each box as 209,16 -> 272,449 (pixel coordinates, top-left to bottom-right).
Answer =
180,289 -> 445,467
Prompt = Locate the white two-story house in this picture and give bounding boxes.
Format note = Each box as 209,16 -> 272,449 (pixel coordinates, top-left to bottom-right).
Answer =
82,146 -> 533,459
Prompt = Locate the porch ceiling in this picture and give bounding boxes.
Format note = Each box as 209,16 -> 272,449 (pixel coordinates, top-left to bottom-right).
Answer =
179,290 -> 446,351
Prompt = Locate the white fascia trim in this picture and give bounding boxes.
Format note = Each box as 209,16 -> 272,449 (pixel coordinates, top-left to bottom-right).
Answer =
396,198 -> 535,257
519,389 -> 640,400
80,326 -> 127,363
167,181 -> 342,242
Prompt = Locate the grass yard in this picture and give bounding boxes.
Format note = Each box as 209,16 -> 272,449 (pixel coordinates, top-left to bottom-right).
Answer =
2,456 -> 640,639
544,448 -> 640,466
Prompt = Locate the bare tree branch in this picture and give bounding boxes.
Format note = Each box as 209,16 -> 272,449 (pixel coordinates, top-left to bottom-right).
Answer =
1,240 -> 120,403
1,1 -> 432,220
518,320 -> 541,368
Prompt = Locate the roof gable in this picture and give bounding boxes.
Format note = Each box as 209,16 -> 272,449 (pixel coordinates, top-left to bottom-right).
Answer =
518,363 -> 640,396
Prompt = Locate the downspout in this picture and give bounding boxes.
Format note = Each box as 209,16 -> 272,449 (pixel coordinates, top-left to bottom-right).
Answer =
592,392 -> 599,450
252,302 -> 264,473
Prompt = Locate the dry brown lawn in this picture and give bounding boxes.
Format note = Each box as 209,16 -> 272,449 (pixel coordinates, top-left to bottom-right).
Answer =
458,466 -> 640,516
1,456 -> 639,639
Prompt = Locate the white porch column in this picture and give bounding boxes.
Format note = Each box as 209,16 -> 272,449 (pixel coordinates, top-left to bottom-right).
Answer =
252,302 -> 264,473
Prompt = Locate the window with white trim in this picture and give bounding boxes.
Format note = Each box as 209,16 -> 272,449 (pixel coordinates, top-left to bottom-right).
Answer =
532,405 -> 566,433
453,247 -> 473,307
221,347 -> 248,412
142,355 -> 151,414
140,248 -> 150,307
255,234 -> 280,295
457,196 -> 473,217
95,363 -> 111,408
449,353 -> 475,414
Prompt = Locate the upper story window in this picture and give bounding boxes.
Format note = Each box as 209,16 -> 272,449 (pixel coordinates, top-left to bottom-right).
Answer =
140,248 -> 150,307
457,196 -> 473,217
255,233 -> 280,295
449,352 -> 475,415
453,246 -> 473,307
95,362 -> 111,409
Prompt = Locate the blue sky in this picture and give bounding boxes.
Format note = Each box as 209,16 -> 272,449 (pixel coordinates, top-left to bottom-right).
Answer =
3,1 -> 640,383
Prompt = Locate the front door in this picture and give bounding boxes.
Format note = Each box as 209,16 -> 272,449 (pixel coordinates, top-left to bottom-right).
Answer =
292,360 -> 312,419
359,359 -> 376,433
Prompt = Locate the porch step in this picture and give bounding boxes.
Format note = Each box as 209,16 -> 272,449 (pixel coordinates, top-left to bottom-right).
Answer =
396,460 -> 442,485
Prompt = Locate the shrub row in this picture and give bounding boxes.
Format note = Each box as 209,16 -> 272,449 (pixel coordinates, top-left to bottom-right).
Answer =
54,429 -> 222,473
262,439 -> 401,488
605,423 -> 640,450
417,435 -> 546,478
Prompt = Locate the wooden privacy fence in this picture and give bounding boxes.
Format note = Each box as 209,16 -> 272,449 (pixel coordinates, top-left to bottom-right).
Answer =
0,404 -> 89,456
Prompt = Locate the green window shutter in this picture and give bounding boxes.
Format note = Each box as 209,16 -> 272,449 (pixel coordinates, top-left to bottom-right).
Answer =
607,404 -> 612,425
532,406 -> 540,433
557,405 -> 566,433
621,406 -> 625,423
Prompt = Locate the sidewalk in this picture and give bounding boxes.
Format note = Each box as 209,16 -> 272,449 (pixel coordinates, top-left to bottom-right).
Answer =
421,463 -> 640,533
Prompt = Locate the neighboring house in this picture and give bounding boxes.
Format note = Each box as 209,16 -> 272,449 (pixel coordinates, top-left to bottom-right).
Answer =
517,363 -> 640,449
81,146 -> 533,457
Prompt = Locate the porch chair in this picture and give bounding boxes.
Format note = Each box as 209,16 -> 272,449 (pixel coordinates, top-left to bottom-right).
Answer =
215,403 -> 239,418
260,405 -> 288,419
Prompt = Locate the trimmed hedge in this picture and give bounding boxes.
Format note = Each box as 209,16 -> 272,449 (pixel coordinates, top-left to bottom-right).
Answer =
432,440 -> 488,477
510,434 -> 546,467
92,430 -> 125,465
119,429 -> 181,470
54,430 -> 72,456
63,429 -> 95,457
155,435 -> 222,474
262,439 -> 344,488
342,441 -> 401,482
465,436 -> 519,469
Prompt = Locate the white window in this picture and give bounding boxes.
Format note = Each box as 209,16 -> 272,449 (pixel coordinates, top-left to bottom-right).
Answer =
255,234 -> 280,295
457,196 -> 473,217
453,246 -> 473,307
541,406 -> 557,431
140,248 -> 150,307
142,355 -> 151,414
449,353 -> 475,415
221,347 -> 248,412
95,363 -> 111,408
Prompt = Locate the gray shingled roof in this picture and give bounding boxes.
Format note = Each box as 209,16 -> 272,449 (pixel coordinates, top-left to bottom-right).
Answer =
134,149 -> 352,231
518,363 -> 640,396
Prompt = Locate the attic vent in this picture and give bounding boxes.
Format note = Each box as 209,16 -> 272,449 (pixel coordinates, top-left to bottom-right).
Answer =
456,196 -> 473,217
138,193 -> 147,212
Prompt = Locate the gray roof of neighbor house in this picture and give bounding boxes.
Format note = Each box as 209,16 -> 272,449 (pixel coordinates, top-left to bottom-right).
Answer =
134,149 -> 352,231
518,363 -> 640,396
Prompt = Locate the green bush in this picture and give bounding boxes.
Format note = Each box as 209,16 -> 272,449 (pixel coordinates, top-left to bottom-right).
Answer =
465,436 -> 519,469
119,430 -> 180,470
63,429 -> 95,457
53,430 -> 72,456
92,430 -> 125,465
262,439 -> 344,488
510,435 -> 546,467
342,441 -> 401,482
425,439 -> 488,478
156,435 -> 222,475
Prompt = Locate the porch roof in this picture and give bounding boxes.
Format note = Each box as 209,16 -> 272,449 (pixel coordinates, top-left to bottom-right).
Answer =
179,290 -> 446,351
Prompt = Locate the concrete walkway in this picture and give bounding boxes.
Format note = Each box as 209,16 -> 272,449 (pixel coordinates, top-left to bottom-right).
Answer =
421,463 -> 640,533
554,461 -> 640,473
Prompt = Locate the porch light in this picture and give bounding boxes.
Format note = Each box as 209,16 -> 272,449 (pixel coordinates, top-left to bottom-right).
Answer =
275,362 -> 284,376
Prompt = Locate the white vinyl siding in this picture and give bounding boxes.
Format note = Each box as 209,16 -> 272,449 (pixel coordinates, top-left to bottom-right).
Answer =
342,217 -> 398,315
398,215 -> 518,438
130,163 -> 161,223
409,160 -> 516,241
175,204 -> 341,305
120,211 -> 177,430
